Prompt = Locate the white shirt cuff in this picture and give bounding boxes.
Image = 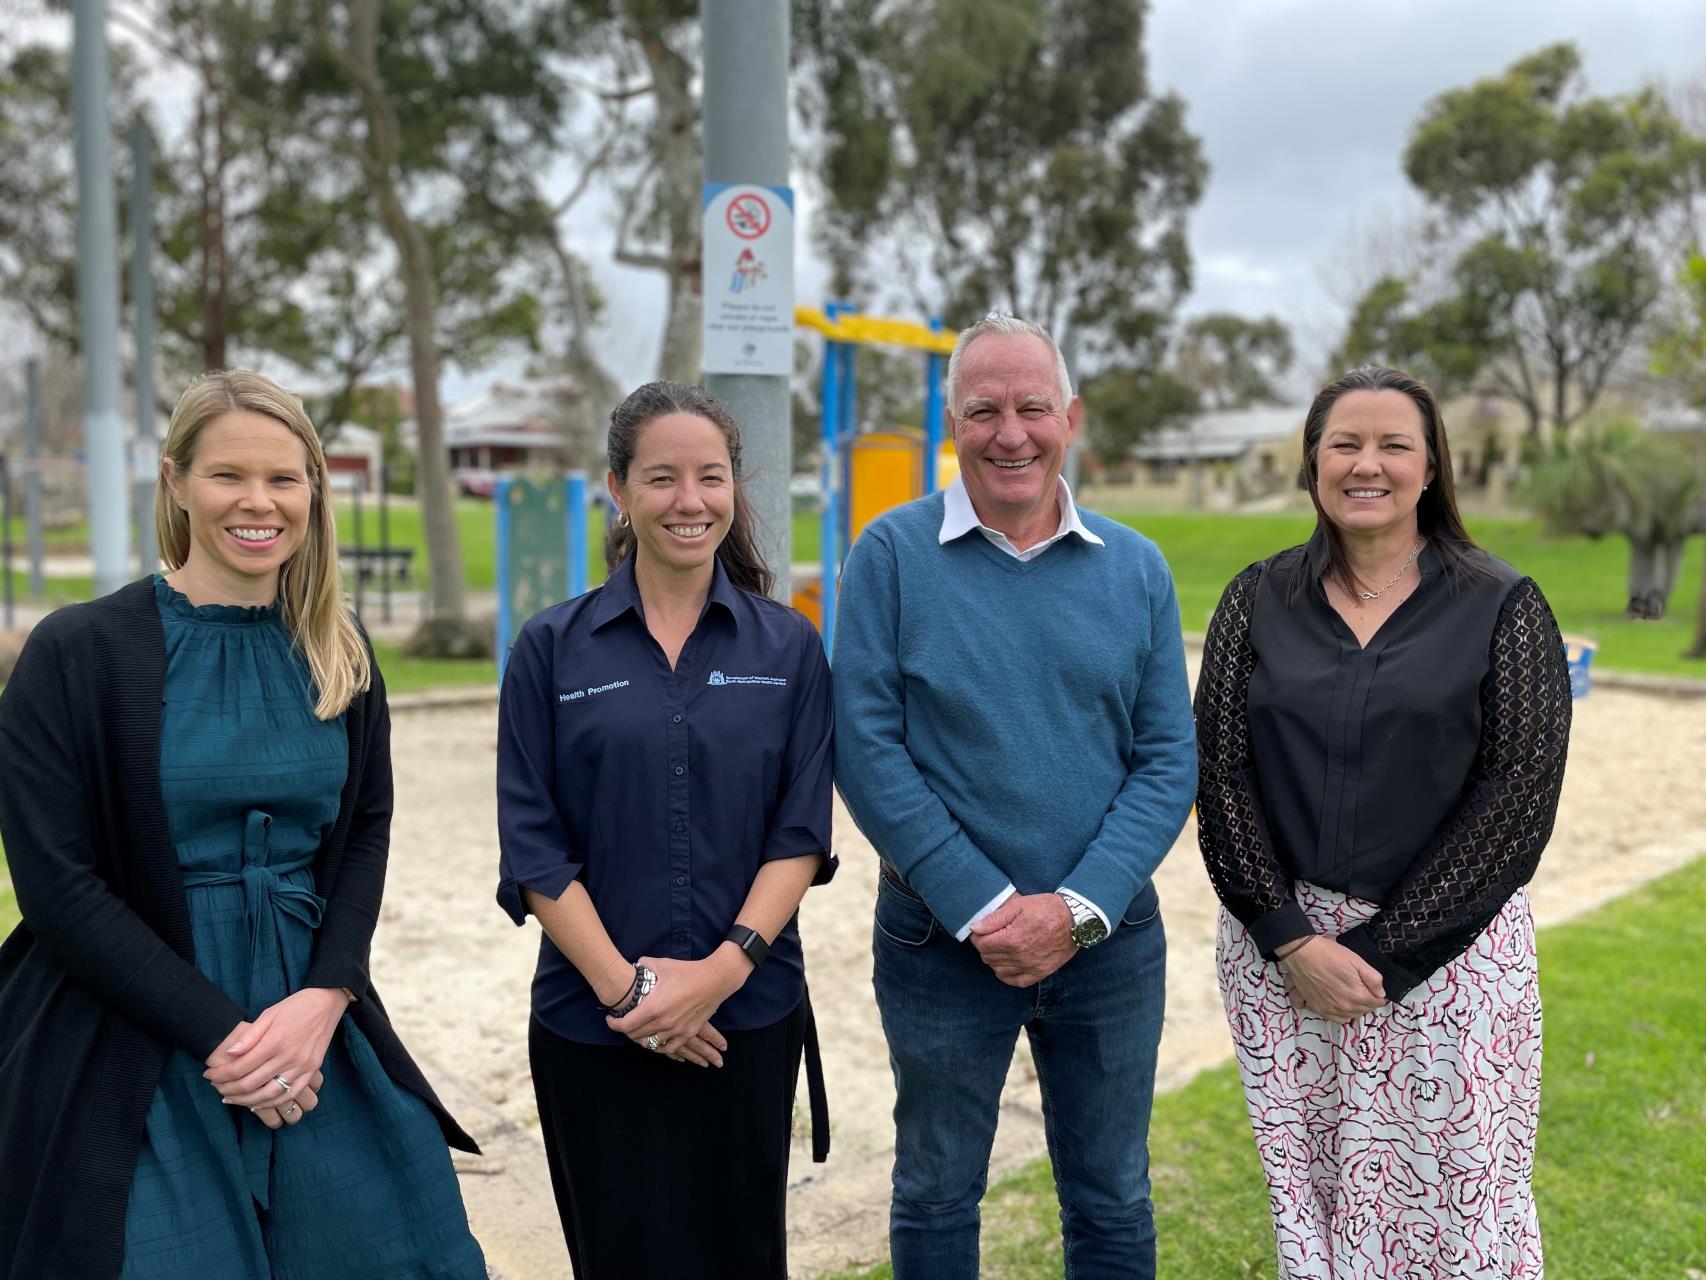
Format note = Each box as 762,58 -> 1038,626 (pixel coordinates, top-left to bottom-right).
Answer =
954,883 -> 1017,941
1057,888 -> 1111,935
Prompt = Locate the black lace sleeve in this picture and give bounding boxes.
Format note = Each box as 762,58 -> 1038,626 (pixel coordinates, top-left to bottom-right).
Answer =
1338,577 -> 1572,1000
1195,562 -> 1315,957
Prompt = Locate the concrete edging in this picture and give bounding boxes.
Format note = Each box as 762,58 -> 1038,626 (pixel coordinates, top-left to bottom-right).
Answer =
388,686 -> 499,714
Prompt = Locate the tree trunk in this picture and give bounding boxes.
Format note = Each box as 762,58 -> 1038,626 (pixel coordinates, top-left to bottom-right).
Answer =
1625,535 -> 1686,619
547,239 -> 622,470
385,195 -> 468,630
1687,539 -> 1706,659
318,0 -> 484,657
643,31 -> 701,384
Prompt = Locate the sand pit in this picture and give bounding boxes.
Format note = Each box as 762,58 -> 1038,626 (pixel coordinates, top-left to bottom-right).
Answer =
370,665 -> 1705,1279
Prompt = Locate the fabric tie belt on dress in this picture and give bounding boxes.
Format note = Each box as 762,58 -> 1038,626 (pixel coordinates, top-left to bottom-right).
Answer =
181,809 -> 325,1209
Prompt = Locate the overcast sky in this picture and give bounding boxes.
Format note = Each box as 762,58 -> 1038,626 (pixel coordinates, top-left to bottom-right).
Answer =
483,0 -> 1706,405
7,3 -> 1704,408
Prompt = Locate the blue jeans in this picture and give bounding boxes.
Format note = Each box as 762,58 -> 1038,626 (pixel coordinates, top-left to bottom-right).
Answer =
873,871 -> 1167,1280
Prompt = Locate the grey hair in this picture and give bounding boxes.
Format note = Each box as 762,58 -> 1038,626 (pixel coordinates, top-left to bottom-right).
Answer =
944,313 -> 1073,415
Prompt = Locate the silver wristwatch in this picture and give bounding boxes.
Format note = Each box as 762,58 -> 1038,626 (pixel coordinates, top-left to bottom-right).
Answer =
1056,890 -> 1108,949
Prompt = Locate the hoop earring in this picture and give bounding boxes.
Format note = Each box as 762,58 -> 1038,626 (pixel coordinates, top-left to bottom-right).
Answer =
616,512 -> 630,529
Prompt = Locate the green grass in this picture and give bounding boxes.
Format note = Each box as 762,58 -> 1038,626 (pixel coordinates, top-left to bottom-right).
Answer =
1097,511 -> 1706,681
13,507 -> 1705,684
370,640 -> 497,694
826,855 -> 1706,1280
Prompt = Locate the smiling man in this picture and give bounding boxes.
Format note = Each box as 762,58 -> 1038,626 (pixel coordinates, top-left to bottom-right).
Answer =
833,314 -> 1197,1279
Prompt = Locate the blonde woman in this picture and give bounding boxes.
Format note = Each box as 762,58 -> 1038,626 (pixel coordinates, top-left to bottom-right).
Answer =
0,371 -> 485,1278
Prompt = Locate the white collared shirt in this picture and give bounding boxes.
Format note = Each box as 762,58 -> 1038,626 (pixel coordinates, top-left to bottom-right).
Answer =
936,474 -> 1111,941
938,474 -> 1106,561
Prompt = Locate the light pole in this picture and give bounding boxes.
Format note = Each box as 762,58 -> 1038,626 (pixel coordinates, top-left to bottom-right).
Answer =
72,0 -> 131,596
702,0 -> 792,601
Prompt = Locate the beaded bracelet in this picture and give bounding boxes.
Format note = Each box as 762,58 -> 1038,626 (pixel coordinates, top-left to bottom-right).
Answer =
603,962 -> 657,1016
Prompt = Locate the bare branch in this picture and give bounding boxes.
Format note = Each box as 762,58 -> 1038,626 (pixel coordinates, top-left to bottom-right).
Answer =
566,74 -> 655,102
552,137 -> 616,219
615,246 -> 670,272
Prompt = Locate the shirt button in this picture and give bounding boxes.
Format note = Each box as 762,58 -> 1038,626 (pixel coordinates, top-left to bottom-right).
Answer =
674,875 -> 686,886
675,931 -> 688,944
672,714 -> 682,723
673,765 -> 684,776
673,821 -> 685,833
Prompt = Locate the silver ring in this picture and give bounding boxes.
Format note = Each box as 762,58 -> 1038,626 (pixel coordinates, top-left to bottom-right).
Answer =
645,1034 -> 661,1052
283,1101 -> 299,1117
273,1075 -> 292,1094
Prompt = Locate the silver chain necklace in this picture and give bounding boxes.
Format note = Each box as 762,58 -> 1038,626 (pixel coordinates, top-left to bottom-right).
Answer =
1354,539 -> 1424,601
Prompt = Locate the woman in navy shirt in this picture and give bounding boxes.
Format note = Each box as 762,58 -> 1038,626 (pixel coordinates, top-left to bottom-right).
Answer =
497,381 -> 835,1280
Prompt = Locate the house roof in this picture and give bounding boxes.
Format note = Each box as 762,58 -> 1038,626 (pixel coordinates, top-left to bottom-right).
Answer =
1132,403 -> 1301,461
399,378 -> 580,448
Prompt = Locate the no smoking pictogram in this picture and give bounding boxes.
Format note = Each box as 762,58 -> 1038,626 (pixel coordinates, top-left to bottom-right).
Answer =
727,193 -> 771,240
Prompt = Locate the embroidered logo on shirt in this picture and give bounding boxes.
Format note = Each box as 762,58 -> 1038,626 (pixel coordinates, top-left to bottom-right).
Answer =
706,669 -> 787,687
558,679 -> 631,703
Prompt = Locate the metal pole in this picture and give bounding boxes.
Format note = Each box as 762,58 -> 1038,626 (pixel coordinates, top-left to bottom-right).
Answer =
924,315 -> 945,495
73,0 -> 132,596
130,121 -> 158,574
24,358 -> 44,598
351,482 -> 365,624
818,304 -> 843,655
702,0 -> 791,601
494,477 -> 514,683
378,456 -> 392,623
566,471 -> 589,598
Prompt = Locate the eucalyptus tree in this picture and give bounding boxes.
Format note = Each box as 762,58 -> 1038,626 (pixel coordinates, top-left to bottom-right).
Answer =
799,0 -> 1207,377
1338,43 -> 1706,440
263,0 -> 567,654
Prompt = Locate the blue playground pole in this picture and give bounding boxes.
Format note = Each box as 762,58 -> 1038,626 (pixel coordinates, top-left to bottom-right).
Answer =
494,476 -> 514,684
819,301 -> 845,657
924,314 -> 945,494
566,471 -> 589,598
836,308 -> 859,563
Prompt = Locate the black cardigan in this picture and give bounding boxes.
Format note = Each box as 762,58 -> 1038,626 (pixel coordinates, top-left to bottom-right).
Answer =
0,579 -> 478,1280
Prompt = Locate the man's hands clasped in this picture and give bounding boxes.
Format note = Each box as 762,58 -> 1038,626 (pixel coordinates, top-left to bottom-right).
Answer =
203,987 -> 350,1129
969,892 -> 1079,988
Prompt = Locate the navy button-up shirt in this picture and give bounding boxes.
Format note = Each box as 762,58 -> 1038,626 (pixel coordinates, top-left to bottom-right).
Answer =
497,556 -> 836,1043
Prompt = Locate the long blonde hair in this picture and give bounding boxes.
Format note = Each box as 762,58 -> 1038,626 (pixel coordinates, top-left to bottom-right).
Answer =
156,370 -> 372,720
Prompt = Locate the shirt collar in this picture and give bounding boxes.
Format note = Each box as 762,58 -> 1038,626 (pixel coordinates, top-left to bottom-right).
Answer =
589,554 -> 743,632
938,475 -> 1105,549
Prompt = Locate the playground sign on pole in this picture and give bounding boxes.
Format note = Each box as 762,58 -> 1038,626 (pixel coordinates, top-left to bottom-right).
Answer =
701,182 -> 794,377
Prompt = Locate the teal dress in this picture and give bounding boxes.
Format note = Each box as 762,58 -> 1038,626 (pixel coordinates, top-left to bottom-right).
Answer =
120,577 -> 485,1280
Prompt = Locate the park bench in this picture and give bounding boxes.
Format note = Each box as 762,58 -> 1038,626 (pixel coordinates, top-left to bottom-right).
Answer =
339,545 -> 414,588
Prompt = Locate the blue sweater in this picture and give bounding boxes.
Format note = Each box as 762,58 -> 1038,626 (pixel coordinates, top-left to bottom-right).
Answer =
832,493 -> 1198,934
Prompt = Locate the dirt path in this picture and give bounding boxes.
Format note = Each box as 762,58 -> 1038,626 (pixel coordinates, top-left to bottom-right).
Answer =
372,671 -> 1705,1279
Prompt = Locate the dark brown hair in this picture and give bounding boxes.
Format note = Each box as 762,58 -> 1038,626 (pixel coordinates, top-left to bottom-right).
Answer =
1287,365 -> 1487,604
604,380 -> 775,597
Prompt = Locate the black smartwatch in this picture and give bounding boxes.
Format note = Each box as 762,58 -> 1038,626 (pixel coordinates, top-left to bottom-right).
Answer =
725,924 -> 771,970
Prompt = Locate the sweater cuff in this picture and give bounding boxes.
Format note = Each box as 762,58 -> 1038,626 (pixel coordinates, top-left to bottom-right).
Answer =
1336,924 -> 1427,1004
1247,900 -> 1315,960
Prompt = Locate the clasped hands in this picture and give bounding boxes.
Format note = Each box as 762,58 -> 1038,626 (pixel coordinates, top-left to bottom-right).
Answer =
202,987 -> 349,1130
968,892 -> 1078,989
1276,936 -> 1386,1023
605,951 -> 747,1069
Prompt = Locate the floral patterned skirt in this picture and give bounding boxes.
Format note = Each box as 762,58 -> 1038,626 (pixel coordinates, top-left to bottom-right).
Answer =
1216,883 -> 1543,1279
